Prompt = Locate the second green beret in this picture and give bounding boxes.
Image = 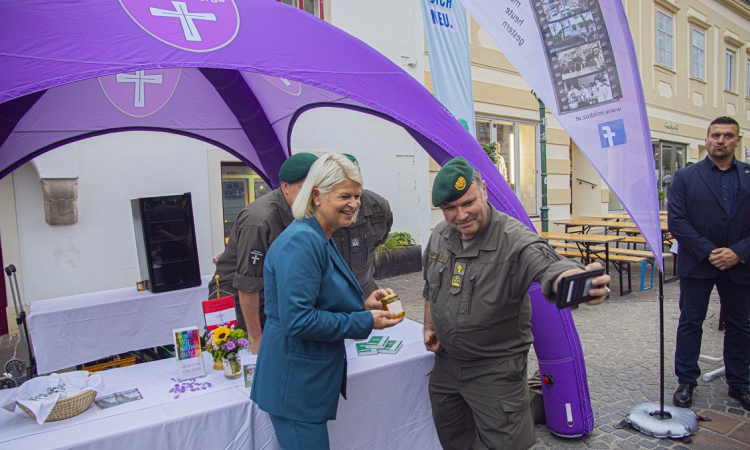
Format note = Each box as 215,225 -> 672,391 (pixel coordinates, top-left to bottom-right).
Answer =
432,157 -> 475,207
278,152 -> 318,183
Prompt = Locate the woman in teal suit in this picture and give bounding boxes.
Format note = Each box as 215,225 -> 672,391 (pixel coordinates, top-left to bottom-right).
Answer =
250,153 -> 403,449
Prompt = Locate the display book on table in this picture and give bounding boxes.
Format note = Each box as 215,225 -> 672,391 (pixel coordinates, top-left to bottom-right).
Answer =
172,326 -> 206,380
356,335 -> 403,356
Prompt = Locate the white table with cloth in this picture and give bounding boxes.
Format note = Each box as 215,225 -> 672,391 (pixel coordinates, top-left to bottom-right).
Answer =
28,275 -> 212,374
0,319 -> 439,450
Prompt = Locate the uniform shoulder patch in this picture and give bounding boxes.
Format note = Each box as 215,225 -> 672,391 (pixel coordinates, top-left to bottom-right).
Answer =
249,249 -> 264,265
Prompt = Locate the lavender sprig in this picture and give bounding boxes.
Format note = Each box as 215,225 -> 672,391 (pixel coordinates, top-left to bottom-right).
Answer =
168,377 -> 213,399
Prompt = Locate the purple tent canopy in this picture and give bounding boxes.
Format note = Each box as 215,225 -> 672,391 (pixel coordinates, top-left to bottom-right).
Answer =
1,0 -> 595,437
0,0 -> 530,225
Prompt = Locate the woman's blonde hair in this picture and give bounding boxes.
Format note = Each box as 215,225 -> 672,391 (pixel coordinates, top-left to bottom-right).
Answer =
292,153 -> 363,220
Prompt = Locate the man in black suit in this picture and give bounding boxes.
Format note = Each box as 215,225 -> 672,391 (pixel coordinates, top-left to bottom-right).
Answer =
668,116 -> 750,410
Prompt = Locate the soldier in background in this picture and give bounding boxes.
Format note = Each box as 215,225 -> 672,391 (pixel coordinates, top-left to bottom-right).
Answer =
332,154 -> 393,299
209,153 -> 318,354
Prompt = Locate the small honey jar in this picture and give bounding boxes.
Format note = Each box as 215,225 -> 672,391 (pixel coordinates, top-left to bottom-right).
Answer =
380,293 -> 405,319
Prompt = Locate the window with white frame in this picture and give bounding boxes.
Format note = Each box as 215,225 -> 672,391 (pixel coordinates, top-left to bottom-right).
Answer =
475,118 -> 539,216
657,11 -> 673,69
725,49 -> 735,92
690,29 -> 705,80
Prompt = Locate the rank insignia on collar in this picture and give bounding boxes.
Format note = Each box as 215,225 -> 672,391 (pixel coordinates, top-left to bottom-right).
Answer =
453,262 -> 464,275
451,275 -> 461,288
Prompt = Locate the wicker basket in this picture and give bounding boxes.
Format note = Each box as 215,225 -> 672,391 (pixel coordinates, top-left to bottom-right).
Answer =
17,389 -> 97,423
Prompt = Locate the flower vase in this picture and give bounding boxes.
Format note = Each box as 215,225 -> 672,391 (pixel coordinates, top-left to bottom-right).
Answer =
213,360 -> 223,371
223,354 -> 242,379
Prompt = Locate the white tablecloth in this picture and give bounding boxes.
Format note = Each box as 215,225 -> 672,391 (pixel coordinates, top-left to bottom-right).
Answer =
28,275 -> 212,374
0,319 -> 440,450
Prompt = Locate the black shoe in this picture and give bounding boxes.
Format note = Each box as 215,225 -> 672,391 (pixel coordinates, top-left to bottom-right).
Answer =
673,383 -> 694,408
728,387 -> 750,411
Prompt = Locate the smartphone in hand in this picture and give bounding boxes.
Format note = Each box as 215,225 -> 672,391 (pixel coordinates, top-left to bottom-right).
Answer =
555,268 -> 606,309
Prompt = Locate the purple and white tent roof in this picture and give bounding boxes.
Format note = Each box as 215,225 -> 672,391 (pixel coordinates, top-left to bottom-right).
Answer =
0,0 -> 531,227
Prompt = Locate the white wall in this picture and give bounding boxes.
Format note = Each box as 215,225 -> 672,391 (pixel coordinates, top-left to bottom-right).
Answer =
571,143 -> 607,218
307,1 -> 431,244
330,0 -> 425,82
11,132 -> 216,302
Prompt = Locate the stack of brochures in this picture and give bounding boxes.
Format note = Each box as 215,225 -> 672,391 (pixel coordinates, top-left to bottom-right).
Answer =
356,336 -> 403,356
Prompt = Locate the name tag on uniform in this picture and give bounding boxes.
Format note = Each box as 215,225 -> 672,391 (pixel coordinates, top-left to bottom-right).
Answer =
428,251 -> 449,264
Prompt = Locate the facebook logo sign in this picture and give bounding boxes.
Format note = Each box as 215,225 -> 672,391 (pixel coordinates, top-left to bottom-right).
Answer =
597,119 -> 627,148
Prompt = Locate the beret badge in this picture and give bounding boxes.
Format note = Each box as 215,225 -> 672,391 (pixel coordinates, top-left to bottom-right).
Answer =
454,176 -> 467,191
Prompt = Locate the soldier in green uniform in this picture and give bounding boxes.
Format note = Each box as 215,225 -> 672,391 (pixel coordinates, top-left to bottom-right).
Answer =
209,153 -> 318,354
422,157 -> 610,449
332,155 -> 393,299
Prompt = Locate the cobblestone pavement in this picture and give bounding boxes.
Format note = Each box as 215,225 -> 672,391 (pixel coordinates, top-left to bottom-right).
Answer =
0,332 -> 22,368
381,262 -> 750,449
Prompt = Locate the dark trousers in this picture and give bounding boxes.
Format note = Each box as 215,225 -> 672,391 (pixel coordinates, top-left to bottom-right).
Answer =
675,274 -> 750,389
429,351 -> 535,450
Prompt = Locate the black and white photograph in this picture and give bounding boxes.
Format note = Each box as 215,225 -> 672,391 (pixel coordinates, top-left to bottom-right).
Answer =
562,72 -> 614,109
546,12 -> 597,52
537,0 -> 588,23
558,42 -> 606,81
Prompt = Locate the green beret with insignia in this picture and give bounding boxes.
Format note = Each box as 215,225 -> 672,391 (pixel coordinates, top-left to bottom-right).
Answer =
432,157 -> 475,207
278,153 -> 318,183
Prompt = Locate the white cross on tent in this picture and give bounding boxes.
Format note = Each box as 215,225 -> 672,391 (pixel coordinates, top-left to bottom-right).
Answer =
115,70 -> 163,108
150,1 -> 216,42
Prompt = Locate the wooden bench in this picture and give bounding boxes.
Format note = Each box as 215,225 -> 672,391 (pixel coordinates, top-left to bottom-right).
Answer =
591,246 -> 674,290
548,241 -> 579,250
551,242 -> 642,295
554,249 -> 585,259
598,254 -> 644,296
614,236 -> 672,249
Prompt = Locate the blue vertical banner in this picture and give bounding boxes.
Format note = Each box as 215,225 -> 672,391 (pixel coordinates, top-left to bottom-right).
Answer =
420,0 -> 476,137
460,0 -> 662,270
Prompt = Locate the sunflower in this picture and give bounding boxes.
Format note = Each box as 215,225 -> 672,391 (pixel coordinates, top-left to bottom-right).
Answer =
212,325 -> 231,344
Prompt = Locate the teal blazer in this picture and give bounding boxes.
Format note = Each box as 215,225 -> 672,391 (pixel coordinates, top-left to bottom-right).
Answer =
250,217 -> 374,422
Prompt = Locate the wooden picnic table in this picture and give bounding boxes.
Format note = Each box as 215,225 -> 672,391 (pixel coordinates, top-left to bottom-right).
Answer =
542,232 -> 644,295
554,220 -> 668,235
580,214 -> 632,221
541,232 -> 625,273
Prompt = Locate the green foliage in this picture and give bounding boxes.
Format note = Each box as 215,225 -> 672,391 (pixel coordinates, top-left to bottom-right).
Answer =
481,141 -> 498,164
383,232 -> 415,249
375,232 -> 415,265
658,189 -> 665,201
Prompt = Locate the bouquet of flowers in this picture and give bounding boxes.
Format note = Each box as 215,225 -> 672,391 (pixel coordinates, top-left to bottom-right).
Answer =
205,324 -> 251,365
